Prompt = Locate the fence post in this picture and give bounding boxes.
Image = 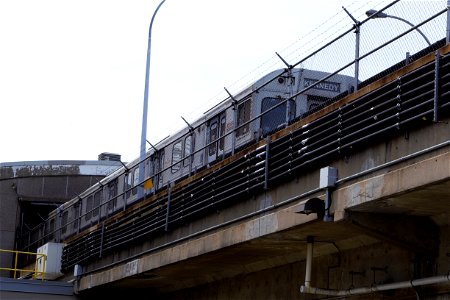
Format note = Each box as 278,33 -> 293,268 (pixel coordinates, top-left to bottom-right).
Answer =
342,6 -> 361,91
447,0 -> 450,44
354,24 -> 361,91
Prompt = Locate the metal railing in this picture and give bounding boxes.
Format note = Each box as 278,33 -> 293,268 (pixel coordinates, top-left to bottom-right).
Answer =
16,0 -> 450,255
0,249 -> 46,280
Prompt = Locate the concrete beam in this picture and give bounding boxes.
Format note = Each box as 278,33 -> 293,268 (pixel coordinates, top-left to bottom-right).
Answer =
333,151 -> 450,221
344,211 -> 439,255
76,202 -> 319,292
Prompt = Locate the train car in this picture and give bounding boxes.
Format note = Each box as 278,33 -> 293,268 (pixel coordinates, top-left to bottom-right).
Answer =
29,67 -> 356,247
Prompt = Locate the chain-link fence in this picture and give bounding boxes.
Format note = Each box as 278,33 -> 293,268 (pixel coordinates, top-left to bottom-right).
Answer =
17,0 -> 450,255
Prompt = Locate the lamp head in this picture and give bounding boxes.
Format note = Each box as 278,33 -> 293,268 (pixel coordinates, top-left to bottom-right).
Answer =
366,9 -> 388,18
296,198 -> 325,218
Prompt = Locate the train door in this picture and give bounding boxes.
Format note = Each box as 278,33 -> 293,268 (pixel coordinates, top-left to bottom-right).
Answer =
183,134 -> 194,174
206,112 -> 226,163
107,179 -> 118,214
154,150 -> 165,190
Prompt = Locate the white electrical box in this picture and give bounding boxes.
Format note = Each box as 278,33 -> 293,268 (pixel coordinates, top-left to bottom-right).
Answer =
74,264 -> 82,277
319,166 -> 338,188
36,242 -> 65,280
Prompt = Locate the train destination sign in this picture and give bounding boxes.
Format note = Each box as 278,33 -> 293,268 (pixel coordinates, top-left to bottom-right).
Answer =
303,78 -> 341,93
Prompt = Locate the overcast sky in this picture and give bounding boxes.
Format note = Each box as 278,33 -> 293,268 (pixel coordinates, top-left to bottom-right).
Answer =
0,0 -> 442,163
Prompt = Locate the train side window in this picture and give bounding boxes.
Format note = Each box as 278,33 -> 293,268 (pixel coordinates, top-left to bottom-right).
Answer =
126,173 -> 132,199
108,180 -> 118,211
133,168 -> 139,187
288,99 -> 296,121
73,202 -> 80,230
261,97 -> 286,135
86,195 -> 93,221
219,115 -> 226,151
158,152 -> 164,187
183,135 -> 193,167
237,100 -> 250,137
208,120 -> 218,156
132,168 -> 139,195
172,140 -> 182,173
61,211 -> 68,235
93,191 -> 101,217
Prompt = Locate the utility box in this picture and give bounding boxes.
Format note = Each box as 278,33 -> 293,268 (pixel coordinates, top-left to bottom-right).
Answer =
36,242 -> 64,280
319,166 -> 338,188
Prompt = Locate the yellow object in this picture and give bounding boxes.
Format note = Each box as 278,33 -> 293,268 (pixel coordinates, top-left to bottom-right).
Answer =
0,249 -> 47,280
144,178 -> 154,190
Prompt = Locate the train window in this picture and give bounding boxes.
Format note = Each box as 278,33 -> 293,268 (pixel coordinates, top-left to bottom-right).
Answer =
157,152 -> 164,187
183,135 -> 193,167
126,172 -> 132,198
261,97 -> 287,135
208,120 -> 218,156
288,99 -> 296,121
86,195 -> 93,221
73,202 -> 80,230
108,180 -> 118,211
93,191 -> 101,217
61,210 -> 68,235
237,99 -> 250,137
132,168 -> 139,196
260,97 -> 296,133
219,115 -> 226,151
172,140 -> 182,173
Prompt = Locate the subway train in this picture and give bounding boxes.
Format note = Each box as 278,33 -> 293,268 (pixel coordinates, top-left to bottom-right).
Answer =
33,67 -> 356,245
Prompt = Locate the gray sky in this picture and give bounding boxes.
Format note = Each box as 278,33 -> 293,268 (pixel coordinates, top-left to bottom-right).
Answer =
0,0 -> 429,163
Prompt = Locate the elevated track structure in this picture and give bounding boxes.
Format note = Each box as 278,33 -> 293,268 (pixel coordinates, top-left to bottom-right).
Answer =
10,1 -> 450,299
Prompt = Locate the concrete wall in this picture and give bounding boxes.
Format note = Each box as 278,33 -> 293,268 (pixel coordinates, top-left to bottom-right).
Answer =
76,233 -> 450,299
72,112 -> 449,300
0,160 -> 122,278
163,237 -> 449,300
0,179 -> 20,278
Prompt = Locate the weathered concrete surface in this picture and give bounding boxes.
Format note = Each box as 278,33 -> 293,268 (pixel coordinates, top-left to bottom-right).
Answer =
0,160 -> 122,278
77,150 -> 450,298
56,54 -> 450,298
334,151 -> 450,221
0,160 -> 121,179
77,206 -> 319,290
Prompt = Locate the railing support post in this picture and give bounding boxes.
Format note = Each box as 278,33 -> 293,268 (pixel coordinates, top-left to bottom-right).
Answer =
165,184 -> 172,232
264,137 -> 270,190
434,51 -> 440,122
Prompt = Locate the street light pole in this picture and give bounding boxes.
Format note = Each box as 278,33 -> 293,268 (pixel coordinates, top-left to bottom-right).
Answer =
139,0 -> 167,199
366,9 -> 432,46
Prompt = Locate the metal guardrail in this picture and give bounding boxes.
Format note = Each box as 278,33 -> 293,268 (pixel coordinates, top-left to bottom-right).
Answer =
16,0 -> 450,265
0,249 -> 46,281
60,46 -> 450,270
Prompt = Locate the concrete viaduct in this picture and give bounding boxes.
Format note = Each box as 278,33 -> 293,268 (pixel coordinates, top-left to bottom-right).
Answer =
69,47 -> 450,300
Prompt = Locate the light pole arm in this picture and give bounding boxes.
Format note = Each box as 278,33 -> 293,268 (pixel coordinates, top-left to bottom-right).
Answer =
139,0 -> 167,197
386,15 -> 432,46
